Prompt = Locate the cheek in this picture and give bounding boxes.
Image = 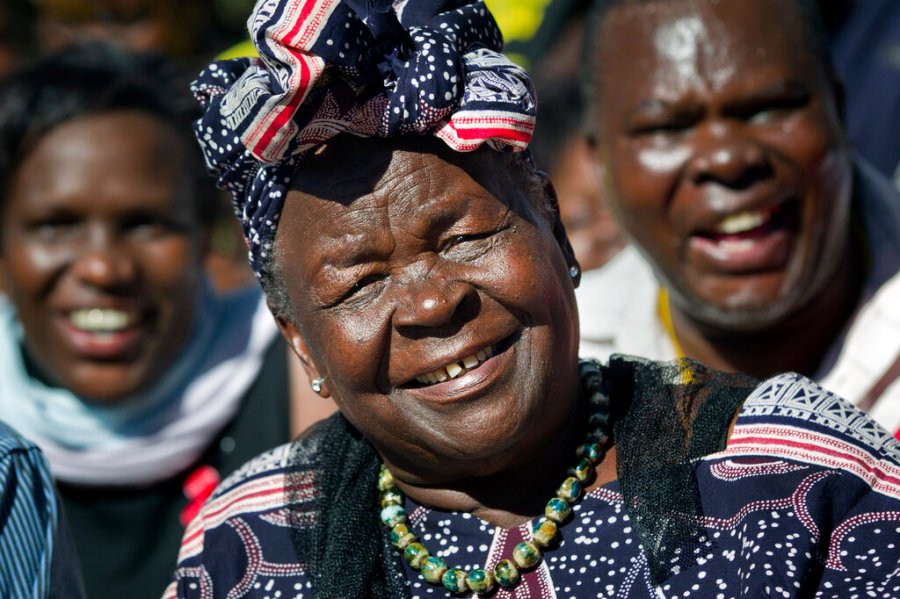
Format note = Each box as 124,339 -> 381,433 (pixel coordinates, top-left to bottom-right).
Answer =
607,139 -> 683,230
0,240 -> 60,300
304,305 -> 391,396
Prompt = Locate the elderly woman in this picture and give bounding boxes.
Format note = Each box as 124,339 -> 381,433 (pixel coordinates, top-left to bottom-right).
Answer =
0,45 -> 292,598
167,1 -> 900,597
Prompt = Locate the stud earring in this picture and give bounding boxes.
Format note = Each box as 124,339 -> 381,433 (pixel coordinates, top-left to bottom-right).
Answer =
569,265 -> 580,280
310,377 -> 327,396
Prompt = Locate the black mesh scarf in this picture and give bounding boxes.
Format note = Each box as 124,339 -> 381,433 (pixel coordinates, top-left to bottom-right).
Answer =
287,415 -> 410,599
608,354 -> 758,584
286,356 -> 757,596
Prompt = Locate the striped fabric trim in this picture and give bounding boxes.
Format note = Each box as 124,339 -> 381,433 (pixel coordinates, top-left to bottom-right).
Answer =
721,423 -> 900,500
0,426 -> 57,599
176,469 -> 317,562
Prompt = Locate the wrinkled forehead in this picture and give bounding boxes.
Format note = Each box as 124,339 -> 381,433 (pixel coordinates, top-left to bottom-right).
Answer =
596,0 -> 817,95
288,135 -> 531,212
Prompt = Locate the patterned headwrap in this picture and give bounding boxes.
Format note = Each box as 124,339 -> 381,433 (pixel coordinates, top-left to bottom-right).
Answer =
192,0 -> 537,276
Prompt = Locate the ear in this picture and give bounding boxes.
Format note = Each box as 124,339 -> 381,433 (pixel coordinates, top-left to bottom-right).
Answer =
536,171 -> 582,288
275,316 -> 331,398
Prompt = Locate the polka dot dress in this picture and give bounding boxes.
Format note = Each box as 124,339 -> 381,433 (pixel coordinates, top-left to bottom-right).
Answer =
169,374 -> 900,598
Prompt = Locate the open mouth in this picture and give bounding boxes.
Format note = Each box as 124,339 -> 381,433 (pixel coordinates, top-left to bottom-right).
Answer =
408,334 -> 517,388
693,201 -> 799,250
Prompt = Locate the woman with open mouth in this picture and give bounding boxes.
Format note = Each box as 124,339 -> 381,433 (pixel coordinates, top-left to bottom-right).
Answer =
0,45 -> 293,598
167,1 -> 900,597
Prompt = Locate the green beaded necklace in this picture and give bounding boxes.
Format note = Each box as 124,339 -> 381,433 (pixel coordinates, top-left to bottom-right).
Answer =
377,361 -> 611,595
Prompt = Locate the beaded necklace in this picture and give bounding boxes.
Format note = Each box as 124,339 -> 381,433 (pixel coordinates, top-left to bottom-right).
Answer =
377,360 -> 611,595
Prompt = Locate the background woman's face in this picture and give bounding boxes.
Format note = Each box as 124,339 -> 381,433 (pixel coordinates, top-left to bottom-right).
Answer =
593,0 -> 852,329
276,138 -> 580,483
0,111 -> 206,402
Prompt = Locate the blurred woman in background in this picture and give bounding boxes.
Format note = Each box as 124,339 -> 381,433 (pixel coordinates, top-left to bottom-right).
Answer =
0,44 -> 292,598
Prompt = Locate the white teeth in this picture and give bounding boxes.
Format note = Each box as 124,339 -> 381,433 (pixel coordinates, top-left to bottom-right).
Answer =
415,345 -> 496,385
712,211 -> 768,235
69,308 -> 135,333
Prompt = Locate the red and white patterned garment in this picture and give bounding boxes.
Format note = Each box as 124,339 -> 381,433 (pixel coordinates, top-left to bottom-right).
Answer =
165,372 -> 900,598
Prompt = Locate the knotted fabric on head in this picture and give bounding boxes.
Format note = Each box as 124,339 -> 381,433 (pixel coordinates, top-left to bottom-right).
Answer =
192,0 -> 536,276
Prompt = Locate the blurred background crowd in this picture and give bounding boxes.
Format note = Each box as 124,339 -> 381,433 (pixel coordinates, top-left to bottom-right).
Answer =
0,0 -> 897,597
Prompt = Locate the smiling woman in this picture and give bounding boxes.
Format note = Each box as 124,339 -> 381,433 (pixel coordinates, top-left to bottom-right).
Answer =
0,45 -> 293,598
166,1 -> 900,598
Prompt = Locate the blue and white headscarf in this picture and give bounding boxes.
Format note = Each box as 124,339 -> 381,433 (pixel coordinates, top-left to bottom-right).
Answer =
192,0 -> 536,276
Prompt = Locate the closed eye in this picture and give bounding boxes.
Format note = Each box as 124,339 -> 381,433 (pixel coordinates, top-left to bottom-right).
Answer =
338,273 -> 388,306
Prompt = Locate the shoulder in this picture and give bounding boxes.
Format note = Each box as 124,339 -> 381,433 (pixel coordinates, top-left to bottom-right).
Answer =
726,372 -> 900,494
0,421 -> 53,483
0,420 -> 40,456
165,430 -> 328,599
0,422 -> 59,598
198,426 -> 327,529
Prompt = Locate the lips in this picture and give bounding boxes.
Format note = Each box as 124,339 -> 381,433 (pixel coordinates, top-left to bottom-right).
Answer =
400,333 -> 519,405
687,197 -> 800,274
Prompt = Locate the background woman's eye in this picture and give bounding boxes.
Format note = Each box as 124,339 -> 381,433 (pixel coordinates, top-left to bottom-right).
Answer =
30,217 -> 80,240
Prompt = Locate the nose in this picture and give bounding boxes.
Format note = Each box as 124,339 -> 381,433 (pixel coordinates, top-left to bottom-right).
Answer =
687,123 -> 772,188
393,271 -> 478,334
70,228 -> 137,290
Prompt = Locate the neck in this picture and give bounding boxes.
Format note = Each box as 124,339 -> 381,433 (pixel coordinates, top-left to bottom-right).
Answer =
670,234 -> 864,379
389,376 -> 596,528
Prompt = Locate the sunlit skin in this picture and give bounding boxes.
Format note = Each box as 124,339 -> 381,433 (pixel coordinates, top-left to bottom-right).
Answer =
591,0 -> 861,377
275,136 -> 615,526
0,111 -> 207,402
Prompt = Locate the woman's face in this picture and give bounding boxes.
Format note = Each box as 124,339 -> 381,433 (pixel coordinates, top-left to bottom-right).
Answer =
0,111 -> 206,402
592,0 -> 852,330
276,138 -> 581,483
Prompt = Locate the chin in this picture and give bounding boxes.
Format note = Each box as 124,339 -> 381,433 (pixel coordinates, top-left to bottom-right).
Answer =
66,367 -> 149,403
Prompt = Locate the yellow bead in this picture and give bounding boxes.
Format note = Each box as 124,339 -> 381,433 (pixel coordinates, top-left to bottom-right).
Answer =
512,541 -> 541,568
421,556 -> 448,584
442,568 -> 468,593
545,497 -> 571,523
380,487 -> 403,508
404,542 -> 429,569
465,569 -> 494,594
556,476 -> 582,503
569,458 -> 593,483
493,559 -> 520,587
532,518 -> 557,547
389,523 -> 416,549
577,441 -> 603,463
377,465 -> 396,491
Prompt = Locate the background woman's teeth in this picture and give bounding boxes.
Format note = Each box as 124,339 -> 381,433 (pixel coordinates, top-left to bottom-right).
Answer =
463,354 -> 479,368
70,308 -> 132,332
446,363 -> 463,378
715,211 -> 766,235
